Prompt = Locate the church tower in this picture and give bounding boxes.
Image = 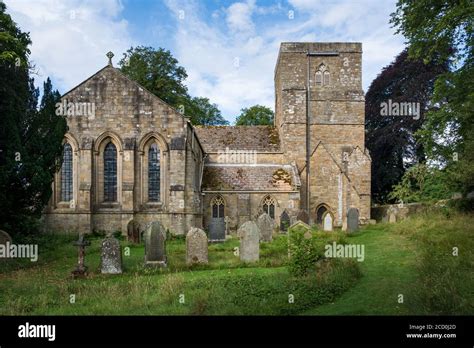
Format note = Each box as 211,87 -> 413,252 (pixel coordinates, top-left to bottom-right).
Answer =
274,42 -> 371,227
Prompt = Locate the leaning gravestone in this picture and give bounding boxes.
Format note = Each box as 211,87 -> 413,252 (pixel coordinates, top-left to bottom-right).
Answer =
347,208 -> 359,233
296,210 -> 310,224
280,210 -> 291,232
127,220 -> 140,244
323,212 -> 333,231
144,221 -> 167,267
0,230 -> 12,245
186,227 -> 208,265
101,235 -> 122,274
239,221 -> 260,262
257,213 -> 273,242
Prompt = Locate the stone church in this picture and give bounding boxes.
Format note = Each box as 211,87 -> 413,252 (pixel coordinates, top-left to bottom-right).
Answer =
44,42 -> 371,238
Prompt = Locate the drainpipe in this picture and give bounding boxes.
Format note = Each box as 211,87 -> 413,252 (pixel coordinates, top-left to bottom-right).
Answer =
306,50 -> 311,219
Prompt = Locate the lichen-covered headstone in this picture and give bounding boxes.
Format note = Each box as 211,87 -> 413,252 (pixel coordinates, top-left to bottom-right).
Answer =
323,212 -> 333,231
239,221 -> 260,262
347,208 -> 359,233
144,221 -> 167,267
186,227 -> 208,265
101,236 -> 122,274
257,213 -> 273,242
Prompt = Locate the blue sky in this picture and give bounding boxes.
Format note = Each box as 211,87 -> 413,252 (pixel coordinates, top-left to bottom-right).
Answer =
6,0 -> 405,123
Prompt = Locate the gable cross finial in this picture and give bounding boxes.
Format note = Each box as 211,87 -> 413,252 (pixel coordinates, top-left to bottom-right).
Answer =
106,51 -> 114,66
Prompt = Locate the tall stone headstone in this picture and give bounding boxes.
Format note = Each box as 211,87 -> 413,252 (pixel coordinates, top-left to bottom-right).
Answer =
296,210 -> 310,224
186,227 -> 208,265
323,212 -> 333,231
101,236 -> 122,274
257,213 -> 273,242
127,220 -> 140,244
239,221 -> 260,262
144,221 -> 167,267
0,230 -> 12,245
347,208 -> 359,233
280,210 -> 290,232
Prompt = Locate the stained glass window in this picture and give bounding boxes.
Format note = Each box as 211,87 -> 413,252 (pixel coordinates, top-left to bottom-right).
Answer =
61,143 -> 73,202
148,143 -> 160,202
104,142 -> 117,202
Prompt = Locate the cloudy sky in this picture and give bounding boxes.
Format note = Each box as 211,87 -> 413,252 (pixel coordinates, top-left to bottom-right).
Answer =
6,0 -> 405,123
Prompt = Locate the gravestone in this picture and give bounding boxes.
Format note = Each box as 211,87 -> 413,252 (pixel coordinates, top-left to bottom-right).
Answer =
71,234 -> 91,278
323,212 -> 333,231
127,220 -> 140,244
296,210 -> 309,224
100,236 -> 122,274
0,230 -> 12,245
239,221 -> 260,262
144,221 -> 167,267
209,218 -> 225,242
388,213 -> 396,224
347,208 -> 359,233
287,220 -> 311,259
280,210 -> 290,232
186,227 -> 208,265
257,213 -> 273,242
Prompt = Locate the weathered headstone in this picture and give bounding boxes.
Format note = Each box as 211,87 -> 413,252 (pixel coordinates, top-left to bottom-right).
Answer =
239,221 -> 260,262
71,234 -> 91,278
186,227 -> 208,265
257,213 -> 273,242
287,220 -> 311,259
388,213 -> 396,224
323,212 -> 333,231
209,218 -> 226,242
347,208 -> 359,233
296,210 -> 310,224
280,210 -> 290,232
101,236 -> 122,274
0,230 -> 12,245
127,220 -> 140,244
144,221 -> 167,267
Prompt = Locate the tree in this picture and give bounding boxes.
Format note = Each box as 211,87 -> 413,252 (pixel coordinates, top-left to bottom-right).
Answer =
0,3 -> 67,235
391,0 -> 474,196
365,49 -> 447,203
235,105 -> 274,125
118,46 -> 228,126
185,97 -> 228,126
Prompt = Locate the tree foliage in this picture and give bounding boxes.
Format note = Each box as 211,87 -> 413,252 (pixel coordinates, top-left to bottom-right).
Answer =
0,3 -> 67,235
391,0 -> 474,196
119,46 -> 228,125
365,49 -> 447,203
235,105 -> 274,126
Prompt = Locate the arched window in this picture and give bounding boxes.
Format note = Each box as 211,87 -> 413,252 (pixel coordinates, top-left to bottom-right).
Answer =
148,143 -> 161,202
316,64 -> 330,86
104,142 -> 117,202
315,71 -> 323,85
316,205 -> 328,225
61,143 -> 73,202
262,195 -> 276,219
324,70 -> 330,85
211,196 -> 225,218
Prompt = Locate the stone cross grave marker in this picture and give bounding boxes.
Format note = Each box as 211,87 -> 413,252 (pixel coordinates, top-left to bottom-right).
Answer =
323,212 -> 333,231
101,235 -> 122,274
144,221 -> 167,267
257,213 -> 273,242
71,234 -> 91,278
186,227 -> 208,265
347,208 -> 359,233
239,221 -> 260,262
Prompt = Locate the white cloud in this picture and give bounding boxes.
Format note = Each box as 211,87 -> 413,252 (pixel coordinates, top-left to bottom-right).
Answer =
5,0 -> 132,93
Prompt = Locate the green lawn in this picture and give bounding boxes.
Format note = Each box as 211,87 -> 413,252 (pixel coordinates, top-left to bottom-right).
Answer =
1,211 -> 472,315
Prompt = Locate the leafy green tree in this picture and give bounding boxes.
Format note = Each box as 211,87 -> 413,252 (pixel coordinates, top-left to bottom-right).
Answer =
0,3 -> 67,235
365,49 -> 447,203
235,105 -> 274,125
119,46 -> 228,125
391,0 -> 474,195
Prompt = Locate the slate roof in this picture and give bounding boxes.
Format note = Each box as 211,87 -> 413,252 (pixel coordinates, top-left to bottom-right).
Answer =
202,164 -> 300,191
194,126 -> 281,152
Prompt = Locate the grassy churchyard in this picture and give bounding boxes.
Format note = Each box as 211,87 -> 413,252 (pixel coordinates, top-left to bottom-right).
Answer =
0,211 -> 473,315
